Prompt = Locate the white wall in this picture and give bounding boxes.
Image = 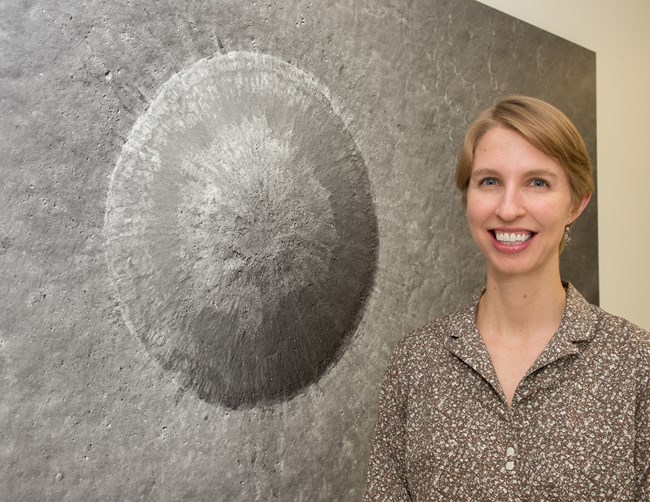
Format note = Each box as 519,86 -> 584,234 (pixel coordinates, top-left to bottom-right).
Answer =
477,0 -> 650,330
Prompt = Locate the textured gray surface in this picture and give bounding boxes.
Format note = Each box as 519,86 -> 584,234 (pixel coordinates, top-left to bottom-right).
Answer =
0,0 -> 597,500
105,52 -> 377,408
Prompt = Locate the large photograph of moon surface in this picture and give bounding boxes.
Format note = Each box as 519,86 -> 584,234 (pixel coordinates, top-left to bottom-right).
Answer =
0,0 -> 596,500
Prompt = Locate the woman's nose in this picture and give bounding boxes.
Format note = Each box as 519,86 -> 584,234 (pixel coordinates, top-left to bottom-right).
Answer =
494,188 -> 525,221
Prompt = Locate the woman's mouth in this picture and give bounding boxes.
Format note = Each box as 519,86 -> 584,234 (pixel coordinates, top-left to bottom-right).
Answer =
492,230 -> 535,246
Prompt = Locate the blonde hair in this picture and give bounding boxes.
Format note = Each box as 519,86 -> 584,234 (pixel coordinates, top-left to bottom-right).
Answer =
455,96 -> 594,251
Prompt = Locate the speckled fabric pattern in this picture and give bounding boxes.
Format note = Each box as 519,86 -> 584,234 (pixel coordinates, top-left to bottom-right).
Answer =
363,283 -> 650,501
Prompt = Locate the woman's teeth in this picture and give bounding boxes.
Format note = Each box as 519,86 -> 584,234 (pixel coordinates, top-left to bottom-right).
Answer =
494,231 -> 532,245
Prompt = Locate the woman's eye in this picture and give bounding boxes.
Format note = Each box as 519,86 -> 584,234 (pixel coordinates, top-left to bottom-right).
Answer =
480,178 -> 499,187
530,178 -> 548,188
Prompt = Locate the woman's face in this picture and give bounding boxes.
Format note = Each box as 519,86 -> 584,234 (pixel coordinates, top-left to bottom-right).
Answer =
465,126 -> 588,279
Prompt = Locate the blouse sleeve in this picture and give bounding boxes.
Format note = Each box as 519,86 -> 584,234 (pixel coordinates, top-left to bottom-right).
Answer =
635,330 -> 650,499
363,339 -> 412,501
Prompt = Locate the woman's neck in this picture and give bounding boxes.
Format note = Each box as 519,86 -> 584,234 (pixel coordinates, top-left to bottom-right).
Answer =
478,269 -> 567,342
476,268 -> 568,405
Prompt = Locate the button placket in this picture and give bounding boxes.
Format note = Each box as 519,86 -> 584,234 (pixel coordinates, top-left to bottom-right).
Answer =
505,445 -> 515,471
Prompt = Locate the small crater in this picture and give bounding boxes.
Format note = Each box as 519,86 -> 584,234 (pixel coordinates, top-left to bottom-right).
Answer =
0,237 -> 11,254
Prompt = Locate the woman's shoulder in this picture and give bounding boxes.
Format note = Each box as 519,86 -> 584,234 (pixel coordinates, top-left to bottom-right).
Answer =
560,282 -> 649,354
590,302 -> 650,358
393,295 -> 480,356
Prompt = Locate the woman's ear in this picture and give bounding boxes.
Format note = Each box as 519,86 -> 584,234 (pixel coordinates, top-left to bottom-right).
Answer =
568,194 -> 592,225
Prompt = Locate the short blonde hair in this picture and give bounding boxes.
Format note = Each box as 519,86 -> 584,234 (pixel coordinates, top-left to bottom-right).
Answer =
456,96 -> 594,212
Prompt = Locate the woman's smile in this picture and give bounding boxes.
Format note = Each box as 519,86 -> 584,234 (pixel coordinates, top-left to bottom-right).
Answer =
490,229 -> 536,253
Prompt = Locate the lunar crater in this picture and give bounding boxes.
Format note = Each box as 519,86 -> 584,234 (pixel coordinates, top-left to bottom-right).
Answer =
105,52 -> 378,408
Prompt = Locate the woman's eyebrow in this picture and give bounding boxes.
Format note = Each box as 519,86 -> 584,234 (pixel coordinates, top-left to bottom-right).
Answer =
470,167 -> 560,179
470,167 -> 499,178
524,168 -> 559,180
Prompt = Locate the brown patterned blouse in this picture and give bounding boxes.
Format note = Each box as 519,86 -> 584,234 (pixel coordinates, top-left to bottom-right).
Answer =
363,283 -> 650,501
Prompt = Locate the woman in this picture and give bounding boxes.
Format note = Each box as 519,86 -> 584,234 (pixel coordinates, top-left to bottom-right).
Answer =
363,96 -> 650,501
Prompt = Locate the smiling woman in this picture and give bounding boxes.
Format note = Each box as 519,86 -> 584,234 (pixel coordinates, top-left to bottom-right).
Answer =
363,96 -> 650,501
